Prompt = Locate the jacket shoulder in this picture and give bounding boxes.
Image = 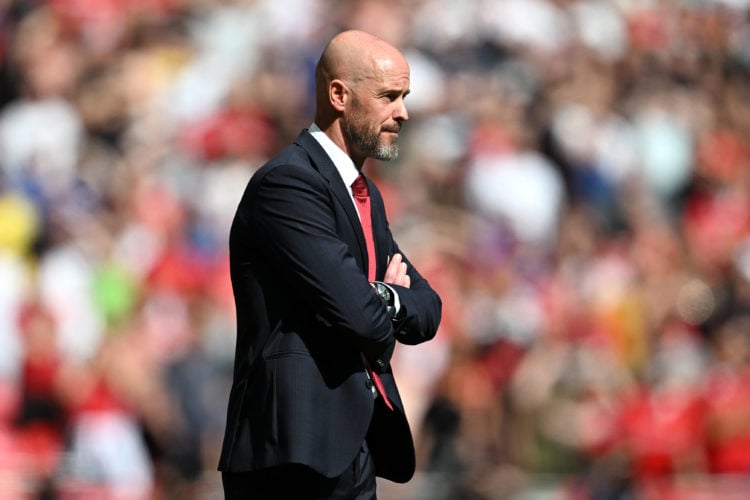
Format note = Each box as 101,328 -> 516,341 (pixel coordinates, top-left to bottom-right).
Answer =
254,143 -> 313,180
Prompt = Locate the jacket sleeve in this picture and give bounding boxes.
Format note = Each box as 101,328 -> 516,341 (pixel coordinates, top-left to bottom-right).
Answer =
384,239 -> 442,346
366,181 -> 442,347
240,160 -> 396,362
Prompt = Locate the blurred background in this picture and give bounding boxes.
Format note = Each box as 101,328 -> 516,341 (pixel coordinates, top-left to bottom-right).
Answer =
1,0 -> 750,498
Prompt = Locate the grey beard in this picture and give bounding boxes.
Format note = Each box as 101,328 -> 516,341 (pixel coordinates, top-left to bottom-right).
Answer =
374,143 -> 399,161
346,122 -> 400,161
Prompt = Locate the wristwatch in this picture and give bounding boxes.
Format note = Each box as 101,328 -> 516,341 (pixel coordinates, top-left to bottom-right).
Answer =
372,281 -> 398,319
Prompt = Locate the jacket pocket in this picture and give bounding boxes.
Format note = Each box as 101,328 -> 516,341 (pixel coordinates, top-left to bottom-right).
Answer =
262,330 -> 311,360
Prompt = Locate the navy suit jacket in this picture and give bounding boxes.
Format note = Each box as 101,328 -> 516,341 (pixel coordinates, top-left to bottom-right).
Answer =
218,130 -> 442,483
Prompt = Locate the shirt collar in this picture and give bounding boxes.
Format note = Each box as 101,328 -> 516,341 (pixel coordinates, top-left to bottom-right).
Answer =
309,123 -> 360,190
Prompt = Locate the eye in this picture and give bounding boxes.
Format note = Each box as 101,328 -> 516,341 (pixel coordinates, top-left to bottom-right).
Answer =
389,92 -> 408,102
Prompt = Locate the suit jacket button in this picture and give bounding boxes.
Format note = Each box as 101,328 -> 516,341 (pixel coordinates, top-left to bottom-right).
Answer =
376,359 -> 385,369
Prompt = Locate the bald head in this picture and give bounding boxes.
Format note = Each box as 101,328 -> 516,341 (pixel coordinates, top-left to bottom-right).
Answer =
315,30 -> 409,116
313,30 -> 410,167
316,31 -> 405,89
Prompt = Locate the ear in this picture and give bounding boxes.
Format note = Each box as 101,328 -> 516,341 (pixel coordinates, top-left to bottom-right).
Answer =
329,79 -> 347,112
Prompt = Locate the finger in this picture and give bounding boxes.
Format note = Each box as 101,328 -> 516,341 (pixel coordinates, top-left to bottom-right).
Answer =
396,271 -> 410,288
385,253 -> 402,283
398,262 -> 409,287
390,253 -> 402,270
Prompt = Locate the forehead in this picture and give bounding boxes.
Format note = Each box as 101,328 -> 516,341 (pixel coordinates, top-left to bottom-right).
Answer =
367,54 -> 410,90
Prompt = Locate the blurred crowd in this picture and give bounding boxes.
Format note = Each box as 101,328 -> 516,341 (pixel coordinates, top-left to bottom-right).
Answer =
1,0 -> 750,498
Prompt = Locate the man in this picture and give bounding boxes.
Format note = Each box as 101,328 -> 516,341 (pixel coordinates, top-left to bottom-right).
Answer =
218,30 -> 442,499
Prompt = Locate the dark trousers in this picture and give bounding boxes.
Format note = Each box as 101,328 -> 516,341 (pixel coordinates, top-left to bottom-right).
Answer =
222,443 -> 376,500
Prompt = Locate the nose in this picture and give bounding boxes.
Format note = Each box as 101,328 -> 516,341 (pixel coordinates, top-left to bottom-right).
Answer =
395,98 -> 409,122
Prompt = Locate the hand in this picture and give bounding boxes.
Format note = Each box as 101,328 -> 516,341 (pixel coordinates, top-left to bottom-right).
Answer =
384,253 -> 410,288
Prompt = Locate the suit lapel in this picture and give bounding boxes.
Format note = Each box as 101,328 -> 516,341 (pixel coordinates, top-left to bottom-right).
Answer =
294,130 -> 372,275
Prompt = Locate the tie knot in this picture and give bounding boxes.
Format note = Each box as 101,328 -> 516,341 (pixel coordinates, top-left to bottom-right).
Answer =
352,174 -> 369,200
